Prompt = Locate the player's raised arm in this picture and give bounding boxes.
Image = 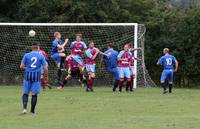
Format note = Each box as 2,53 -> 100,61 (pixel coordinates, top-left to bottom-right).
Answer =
59,38 -> 69,49
98,50 -> 110,57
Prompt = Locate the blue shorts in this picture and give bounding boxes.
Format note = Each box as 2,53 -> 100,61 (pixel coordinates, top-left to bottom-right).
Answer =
118,67 -> 131,79
86,64 -> 96,73
23,80 -> 40,94
161,69 -> 174,83
107,67 -> 119,80
71,55 -> 84,66
51,53 -> 61,64
41,62 -> 48,75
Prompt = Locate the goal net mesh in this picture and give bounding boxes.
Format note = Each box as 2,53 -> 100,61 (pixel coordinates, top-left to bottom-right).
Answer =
0,24 -> 156,87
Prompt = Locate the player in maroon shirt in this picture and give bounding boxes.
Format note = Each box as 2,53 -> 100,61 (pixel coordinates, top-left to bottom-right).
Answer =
57,55 -> 87,89
85,40 -> 109,92
127,43 -> 141,92
38,48 -> 52,90
70,34 -> 87,84
117,44 -> 132,92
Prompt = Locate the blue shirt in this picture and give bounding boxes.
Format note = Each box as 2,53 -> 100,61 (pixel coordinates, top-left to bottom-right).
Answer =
159,54 -> 177,70
21,51 -> 47,82
103,49 -> 118,69
51,39 -> 64,55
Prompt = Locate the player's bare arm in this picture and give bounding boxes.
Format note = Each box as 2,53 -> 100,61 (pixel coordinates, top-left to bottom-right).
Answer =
20,63 -> 25,70
91,51 -> 99,60
43,65 -> 49,82
174,61 -> 178,72
57,38 -> 69,49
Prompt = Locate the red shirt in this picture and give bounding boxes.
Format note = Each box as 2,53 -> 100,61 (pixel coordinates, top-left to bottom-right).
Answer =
64,56 -> 79,71
38,50 -> 48,60
70,41 -> 87,56
86,48 -> 99,64
117,50 -> 131,67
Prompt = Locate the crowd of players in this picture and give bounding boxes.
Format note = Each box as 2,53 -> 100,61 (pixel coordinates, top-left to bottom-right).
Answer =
19,32 -> 178,114
50,32 -> 141,92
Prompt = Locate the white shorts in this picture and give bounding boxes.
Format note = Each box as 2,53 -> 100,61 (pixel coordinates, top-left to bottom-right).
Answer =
130,66 -> 136,76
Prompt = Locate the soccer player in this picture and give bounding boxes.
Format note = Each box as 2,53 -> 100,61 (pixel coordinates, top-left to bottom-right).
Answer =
20,43 -> 48,114
51,32 -> 68,85
38,48 -> 51,90
128,54 -> 141,92
127,43 -> 141,92
103,43 -> 119,92
85,40 -> 109,92
57,55 -> 87,89
70,34 -> 87,82
117,44 -> 132,92
157,48 -> 178,94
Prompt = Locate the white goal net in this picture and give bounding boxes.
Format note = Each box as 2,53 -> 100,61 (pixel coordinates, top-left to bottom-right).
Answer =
0,23 -> 156,88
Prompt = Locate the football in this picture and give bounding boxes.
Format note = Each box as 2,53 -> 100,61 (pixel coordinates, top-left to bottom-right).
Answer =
29,30 -> 36,37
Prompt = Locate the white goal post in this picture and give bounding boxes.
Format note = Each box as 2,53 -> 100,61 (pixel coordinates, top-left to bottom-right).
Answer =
0,23 -> 156,88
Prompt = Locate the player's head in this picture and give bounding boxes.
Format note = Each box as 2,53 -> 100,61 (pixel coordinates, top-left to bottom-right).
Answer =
124,44 -> 129,52
54,32 -> 61,39
76,33 -> 82,42
108,43 -> 114,49
88,40 -> 94,48
163,48 -> 169,54
32,42 -> 39,51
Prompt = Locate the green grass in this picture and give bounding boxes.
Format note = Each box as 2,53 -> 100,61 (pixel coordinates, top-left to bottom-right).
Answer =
0,86 -> 200,129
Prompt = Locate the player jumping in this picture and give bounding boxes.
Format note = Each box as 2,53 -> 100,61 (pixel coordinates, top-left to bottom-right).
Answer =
70,33 -> 87,84
103,43 -> 119,92
51,32 -> 68,85
157,48 -> 178,94
117,44 -> 132,92
85,40 -> 109,92
20,43 -> 48,114
57,55 -> 87,89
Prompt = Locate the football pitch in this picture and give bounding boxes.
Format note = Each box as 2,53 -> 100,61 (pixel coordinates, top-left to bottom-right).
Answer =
0,86 -> 200,129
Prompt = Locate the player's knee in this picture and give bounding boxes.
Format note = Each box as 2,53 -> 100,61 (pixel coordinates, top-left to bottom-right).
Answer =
120,78 -> 124,82
59,53 -> 66,57
161,80 -> 165,83
91,73 -> 95,78
169,81 -> 173,84
31,93 -> 36,96
57,63 -> 61,68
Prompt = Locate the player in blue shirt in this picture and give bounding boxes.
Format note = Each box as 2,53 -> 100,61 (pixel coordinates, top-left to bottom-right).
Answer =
20,43 -> 48,114
103,43 -> 119,92
51,32 -> 68,85
157,48 -> 178,94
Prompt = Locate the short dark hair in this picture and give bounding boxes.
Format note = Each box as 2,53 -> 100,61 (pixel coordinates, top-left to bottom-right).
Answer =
88,39 -> 94,45
32,42 -> 39,50
32,42 -> 39,46
108,43 -> 114,48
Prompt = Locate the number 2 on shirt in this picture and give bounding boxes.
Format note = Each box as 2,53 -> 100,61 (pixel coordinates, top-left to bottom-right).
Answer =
31,57 -> 37,68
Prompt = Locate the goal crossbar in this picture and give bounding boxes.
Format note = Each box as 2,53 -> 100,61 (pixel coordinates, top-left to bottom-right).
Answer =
0,23 -> 138,26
